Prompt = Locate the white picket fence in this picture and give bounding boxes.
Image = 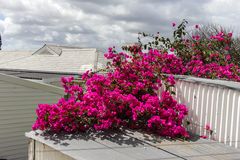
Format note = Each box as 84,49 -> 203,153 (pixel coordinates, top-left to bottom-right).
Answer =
171,75 -> 240,148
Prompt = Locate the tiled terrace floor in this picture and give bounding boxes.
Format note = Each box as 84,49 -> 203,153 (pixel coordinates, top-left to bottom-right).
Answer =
26,129 -> 240,160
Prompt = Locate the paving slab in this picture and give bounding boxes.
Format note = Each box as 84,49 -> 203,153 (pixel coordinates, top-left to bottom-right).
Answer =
26,129 -> 240,160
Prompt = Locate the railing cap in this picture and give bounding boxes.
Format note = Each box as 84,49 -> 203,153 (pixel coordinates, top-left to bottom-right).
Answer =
174,75 -> 240,91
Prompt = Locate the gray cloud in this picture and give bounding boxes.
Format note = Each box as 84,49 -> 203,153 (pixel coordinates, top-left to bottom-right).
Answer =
0,0 -> 239,51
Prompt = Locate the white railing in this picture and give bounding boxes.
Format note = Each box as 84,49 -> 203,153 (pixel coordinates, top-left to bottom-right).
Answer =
171,75 -> 240,148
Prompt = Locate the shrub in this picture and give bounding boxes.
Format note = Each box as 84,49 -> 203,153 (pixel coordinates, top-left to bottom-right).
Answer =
32,47 -> 189,139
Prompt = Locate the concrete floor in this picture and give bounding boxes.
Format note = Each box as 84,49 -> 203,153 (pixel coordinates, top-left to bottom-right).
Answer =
26,129 -> 240,160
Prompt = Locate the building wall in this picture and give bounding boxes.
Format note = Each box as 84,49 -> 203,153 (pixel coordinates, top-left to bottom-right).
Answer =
28,140 -> 73,160
0,73 -> 63,160
172,76 -> 240,148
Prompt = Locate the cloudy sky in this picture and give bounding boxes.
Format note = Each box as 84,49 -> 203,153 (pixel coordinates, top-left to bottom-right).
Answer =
0,0 -> 240,51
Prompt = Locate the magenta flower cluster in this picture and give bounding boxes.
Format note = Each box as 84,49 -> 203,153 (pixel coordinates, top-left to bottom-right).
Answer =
184,30 -> 240,81
136,22 -> 240,82
32,48 -> 189,138
186,58 -> 240,81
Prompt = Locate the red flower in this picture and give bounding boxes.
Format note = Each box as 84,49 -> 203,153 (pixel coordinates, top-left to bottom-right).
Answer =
205,124 -> 211,131
170,48 -> 175,52
200,135 -> 208,139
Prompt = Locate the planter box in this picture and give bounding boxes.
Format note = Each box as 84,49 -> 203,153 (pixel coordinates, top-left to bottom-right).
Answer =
26,130 -> 240,160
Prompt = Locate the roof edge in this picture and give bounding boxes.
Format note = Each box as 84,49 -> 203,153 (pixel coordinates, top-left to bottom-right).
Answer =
32,44 -> 46,55
0,73 -> 64,95
0,68 -> 82,75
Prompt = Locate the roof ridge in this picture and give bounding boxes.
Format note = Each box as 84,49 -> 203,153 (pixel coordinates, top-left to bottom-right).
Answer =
45,44 -> 83,49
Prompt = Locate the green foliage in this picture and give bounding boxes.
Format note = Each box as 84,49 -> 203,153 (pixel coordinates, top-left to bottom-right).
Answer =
130,20 -> 240,67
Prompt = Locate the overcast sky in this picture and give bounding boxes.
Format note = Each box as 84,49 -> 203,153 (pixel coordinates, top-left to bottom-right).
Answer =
0,0 -> 240,51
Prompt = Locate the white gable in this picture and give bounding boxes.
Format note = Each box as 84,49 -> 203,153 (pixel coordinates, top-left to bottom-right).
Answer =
33,44 -> 62,56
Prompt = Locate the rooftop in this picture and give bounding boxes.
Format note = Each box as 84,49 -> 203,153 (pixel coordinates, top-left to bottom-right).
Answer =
0,44 -> 107,74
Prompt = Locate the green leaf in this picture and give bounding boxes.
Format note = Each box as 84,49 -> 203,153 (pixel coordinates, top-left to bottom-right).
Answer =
144,44 -> 147,50
64,94 -> 70,100
171,91 -> 176,95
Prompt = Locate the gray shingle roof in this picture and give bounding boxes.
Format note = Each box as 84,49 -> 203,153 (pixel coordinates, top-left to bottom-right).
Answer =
0,44 -> 107,74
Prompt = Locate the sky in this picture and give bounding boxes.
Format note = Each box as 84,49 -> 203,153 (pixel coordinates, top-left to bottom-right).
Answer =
0,0 -> 240,51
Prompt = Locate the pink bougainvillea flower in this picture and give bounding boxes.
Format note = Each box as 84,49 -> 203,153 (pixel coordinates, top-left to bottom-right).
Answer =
224,46 -> 230,51
205,124 -> 211,131
228,32 -> 233,37
200,135 -> 208,139
170,48 -> 175,52
225,54 -> 231,61
167,75 -> 175,85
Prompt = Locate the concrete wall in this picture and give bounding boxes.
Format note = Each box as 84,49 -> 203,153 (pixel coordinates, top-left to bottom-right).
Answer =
28,140 -> 73,160
0,73 -> 63,160
172,75 -> 240,148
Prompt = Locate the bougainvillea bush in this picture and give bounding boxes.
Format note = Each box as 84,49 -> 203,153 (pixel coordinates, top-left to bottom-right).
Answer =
32,20 -> 240,139
32,47 -> 189,139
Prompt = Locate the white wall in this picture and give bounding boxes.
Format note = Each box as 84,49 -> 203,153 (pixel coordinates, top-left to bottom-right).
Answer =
28,140 -> 73,160
172,76 -> 240,148
0,73 -> 63,160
